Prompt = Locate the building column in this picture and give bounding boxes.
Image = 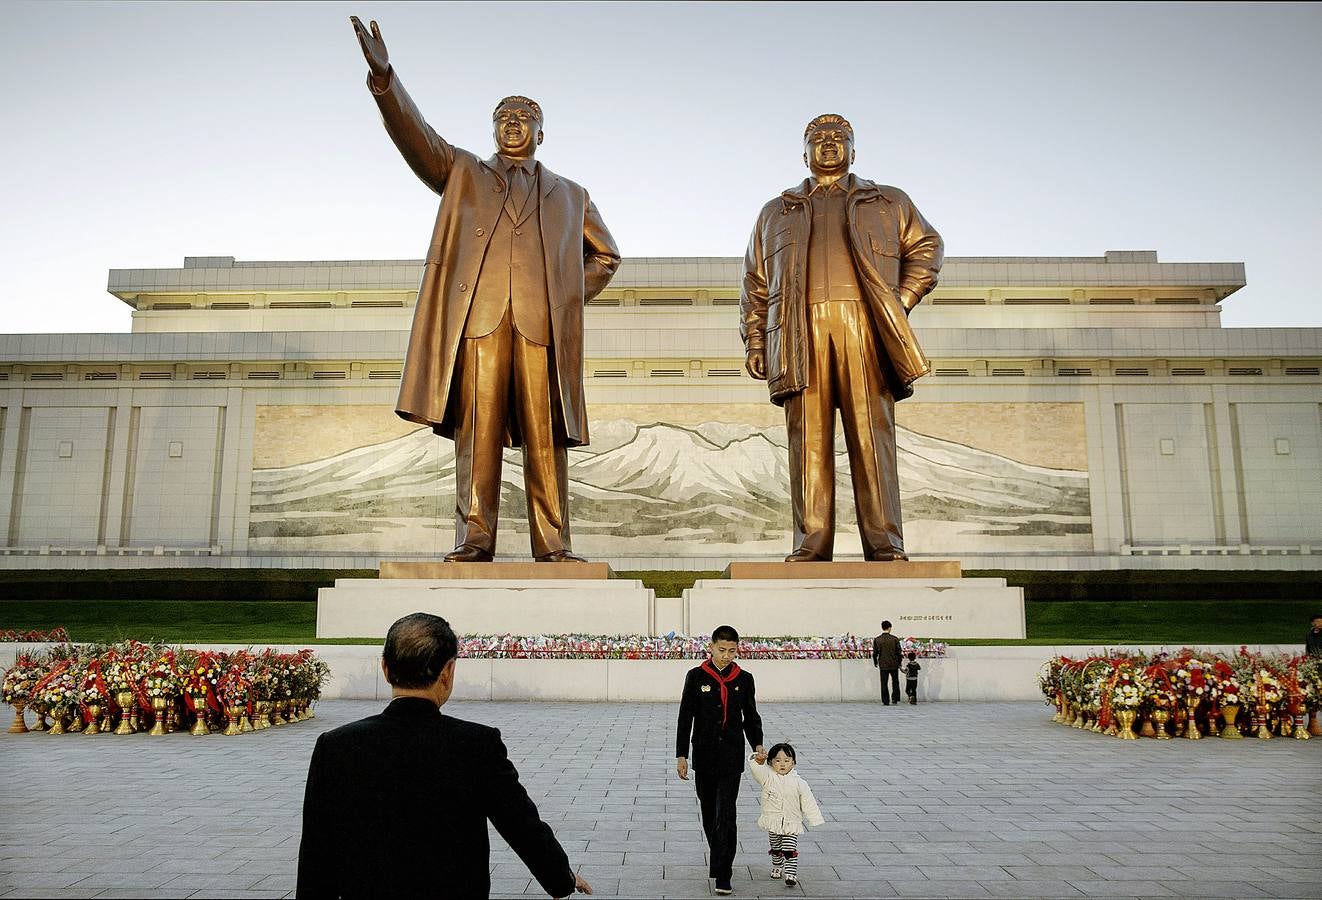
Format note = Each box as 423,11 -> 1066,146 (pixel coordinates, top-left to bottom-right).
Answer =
1083,384 -> 1127,554
1206,384 -> 1245,546
99,388 -> 136,547
0,391 -> 25,545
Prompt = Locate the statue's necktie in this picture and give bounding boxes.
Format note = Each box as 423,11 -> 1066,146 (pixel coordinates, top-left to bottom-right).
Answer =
509,167 -> 531,216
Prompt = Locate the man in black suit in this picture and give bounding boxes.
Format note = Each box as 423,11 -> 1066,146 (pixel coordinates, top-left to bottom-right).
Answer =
676,624 -> 765,896
296,613 -> 591,899
873,619 -> 902,706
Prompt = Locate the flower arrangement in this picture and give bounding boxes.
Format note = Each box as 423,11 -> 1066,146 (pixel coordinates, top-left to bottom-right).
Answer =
1041,648 -> 1321,741
2,653 -> 44,705
0,628 -> 72,643
1,641 -> 330,737
453,633 -> 947,660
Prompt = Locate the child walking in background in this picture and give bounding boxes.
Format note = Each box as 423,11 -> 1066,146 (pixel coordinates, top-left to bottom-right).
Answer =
747,743 -> 824,887
905,651 -> 922,705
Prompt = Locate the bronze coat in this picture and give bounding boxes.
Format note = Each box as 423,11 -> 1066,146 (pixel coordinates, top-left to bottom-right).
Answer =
740,174 -> 943,403
371,72 -> 621,446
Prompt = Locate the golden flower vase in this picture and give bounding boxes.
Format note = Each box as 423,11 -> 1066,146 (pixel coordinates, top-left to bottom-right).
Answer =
1308,710 -> 1322,737
149,697 -> 168,736
30,703 -> 49,732
1115,708 -> 1138,740
47,713 -> 67,735
113,692 -> 135,735
1220,705 -> 1242,739
1183,698 -> 1202,739
7,701 -> 29,734
84,704 -> 102,735
1150,708 -> 1172,739
223,705 -> 244,736
1292,714 -> 1311,740
190,704 -> 210,736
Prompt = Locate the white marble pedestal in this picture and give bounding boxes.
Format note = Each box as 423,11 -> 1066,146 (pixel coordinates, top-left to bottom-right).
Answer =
315,571 -> 656,638
684,575 -> 1026,639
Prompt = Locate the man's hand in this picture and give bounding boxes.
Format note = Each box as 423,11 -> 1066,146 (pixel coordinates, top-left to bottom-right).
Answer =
574,873 -> 593,895
753,745 -> 767,765
745,349 -> 766,381
676,757 -> 689,780
350,16 -> 390,79
900,288 -> 919,314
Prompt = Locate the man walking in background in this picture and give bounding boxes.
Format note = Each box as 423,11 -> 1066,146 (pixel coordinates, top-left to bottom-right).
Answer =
873,620 -> 902,706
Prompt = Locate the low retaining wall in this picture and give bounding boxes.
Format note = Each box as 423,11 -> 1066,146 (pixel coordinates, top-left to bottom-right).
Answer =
1,643 -> 1303,703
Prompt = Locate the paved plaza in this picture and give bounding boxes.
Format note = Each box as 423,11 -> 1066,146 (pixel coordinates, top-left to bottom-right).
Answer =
1,700 -> 1319,899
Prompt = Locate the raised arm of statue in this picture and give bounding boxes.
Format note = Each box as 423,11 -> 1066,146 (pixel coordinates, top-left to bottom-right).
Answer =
351,16 -> 457,196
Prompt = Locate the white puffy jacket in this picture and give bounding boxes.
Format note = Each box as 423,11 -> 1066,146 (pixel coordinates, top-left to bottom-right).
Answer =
747,757 -> 826,836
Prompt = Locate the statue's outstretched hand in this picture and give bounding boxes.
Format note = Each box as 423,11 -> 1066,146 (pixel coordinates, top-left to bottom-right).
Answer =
350,16 -> 390,79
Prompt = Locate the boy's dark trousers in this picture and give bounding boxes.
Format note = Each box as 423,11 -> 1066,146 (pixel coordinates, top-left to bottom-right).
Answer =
906,677 -> 918,703
694,770 -> 741,880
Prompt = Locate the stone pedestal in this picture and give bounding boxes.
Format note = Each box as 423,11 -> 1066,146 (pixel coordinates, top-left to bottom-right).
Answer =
685,565 -> 1024,639
316,563 -> 655,638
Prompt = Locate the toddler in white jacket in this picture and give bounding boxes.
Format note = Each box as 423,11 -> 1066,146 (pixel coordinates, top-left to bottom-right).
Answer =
747,742 -> 825,887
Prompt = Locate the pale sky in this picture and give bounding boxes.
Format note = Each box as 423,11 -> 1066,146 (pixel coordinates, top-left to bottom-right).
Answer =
3,1 -> 1320,333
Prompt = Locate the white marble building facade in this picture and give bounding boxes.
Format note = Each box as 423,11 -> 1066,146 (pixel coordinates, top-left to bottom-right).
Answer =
0,251 -> 1317,570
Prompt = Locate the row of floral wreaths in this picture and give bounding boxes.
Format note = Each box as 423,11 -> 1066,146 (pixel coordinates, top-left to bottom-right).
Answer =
1,640 -> 330,737
1039,648 -> 1322,741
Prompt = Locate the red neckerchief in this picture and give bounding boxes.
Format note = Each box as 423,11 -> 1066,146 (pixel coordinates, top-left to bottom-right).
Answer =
701,659 -> 742,727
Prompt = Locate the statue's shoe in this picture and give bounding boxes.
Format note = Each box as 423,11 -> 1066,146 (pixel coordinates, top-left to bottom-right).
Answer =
784,547 -> 828,562
535,549 -> 587,563
444,545 -> 494,563
868,549 -> 909,562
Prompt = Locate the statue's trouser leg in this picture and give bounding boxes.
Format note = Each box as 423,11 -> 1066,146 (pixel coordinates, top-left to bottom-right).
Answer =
785,303 -> 839,560
831,301 -> 903,557
511,329 -> 568,558
452,312 -> 515,554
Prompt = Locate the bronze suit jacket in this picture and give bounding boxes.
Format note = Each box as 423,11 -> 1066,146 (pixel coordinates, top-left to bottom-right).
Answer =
370,71 -> 621,446
740,173 -> 943,403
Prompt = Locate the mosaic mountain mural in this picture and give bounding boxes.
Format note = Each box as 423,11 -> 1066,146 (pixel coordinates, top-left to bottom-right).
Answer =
248,420 -> 1092,555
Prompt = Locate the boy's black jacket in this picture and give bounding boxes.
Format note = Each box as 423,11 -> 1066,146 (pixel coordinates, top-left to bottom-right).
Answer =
676,662 -> 764,774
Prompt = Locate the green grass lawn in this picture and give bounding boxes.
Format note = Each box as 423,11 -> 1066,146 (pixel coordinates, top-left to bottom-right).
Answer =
0,597 -> 1313,646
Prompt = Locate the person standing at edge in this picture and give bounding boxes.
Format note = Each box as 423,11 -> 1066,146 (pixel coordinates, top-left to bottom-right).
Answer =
350,17 -> 621,563
740,113 -> 943,562
873,620 -> 902,706
1307,614 -> 1322,657
676,625 -> 766,896
296,613 -> 592,899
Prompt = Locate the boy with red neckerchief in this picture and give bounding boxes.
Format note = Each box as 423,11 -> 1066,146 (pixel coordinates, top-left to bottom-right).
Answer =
676,624 -> 765,896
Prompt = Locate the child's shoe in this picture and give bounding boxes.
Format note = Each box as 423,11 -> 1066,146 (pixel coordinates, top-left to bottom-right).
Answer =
785,876 -> 798,887
770,865 -> 782,879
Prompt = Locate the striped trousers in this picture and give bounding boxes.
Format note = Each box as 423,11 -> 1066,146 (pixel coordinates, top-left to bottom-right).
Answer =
768,832 -> 799,880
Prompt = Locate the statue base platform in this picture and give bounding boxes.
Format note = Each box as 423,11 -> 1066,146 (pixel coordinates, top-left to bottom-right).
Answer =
379,560 -> 613,580
723,560 -> 962,579
316,568 -> 653,638
685,562 -> 1024,639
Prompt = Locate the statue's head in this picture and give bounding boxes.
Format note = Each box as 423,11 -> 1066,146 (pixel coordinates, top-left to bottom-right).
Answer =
493,96 -> 544,158
803,113 -> 854,177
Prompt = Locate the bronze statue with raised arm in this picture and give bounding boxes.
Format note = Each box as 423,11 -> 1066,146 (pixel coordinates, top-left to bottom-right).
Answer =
350,17 -> 621,563
740,114 -> 943,562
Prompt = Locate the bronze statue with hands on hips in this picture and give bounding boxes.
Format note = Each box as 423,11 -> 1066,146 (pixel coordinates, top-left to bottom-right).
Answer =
740,114 -> 944,563
350,17 -> 621,564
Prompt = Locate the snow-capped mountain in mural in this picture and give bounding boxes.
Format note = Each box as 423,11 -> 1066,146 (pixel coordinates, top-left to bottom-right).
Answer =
248,420 -> 1090,550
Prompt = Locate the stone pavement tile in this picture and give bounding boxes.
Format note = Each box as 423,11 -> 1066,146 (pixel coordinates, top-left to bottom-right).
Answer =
144,855 -> 248,875
939,851 -> 1036,867
597,878 -> 712,897
797,880 -> 898,898
0,871 -> 91,890
250,873 -> 298,891
833,864 -> 924,881
1066,881 -> 1175,897
1003,864 -> 1101,880
489,877 -> 533,894
1153,881 -> 1274,898
885,879 -> 991,898
90,890 -> 190,899
190,892 -> 288,900
160,871 -> 266,892
0,890 -> 101,900
924,864 -> 1019,884
980,880 -> 1086,898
